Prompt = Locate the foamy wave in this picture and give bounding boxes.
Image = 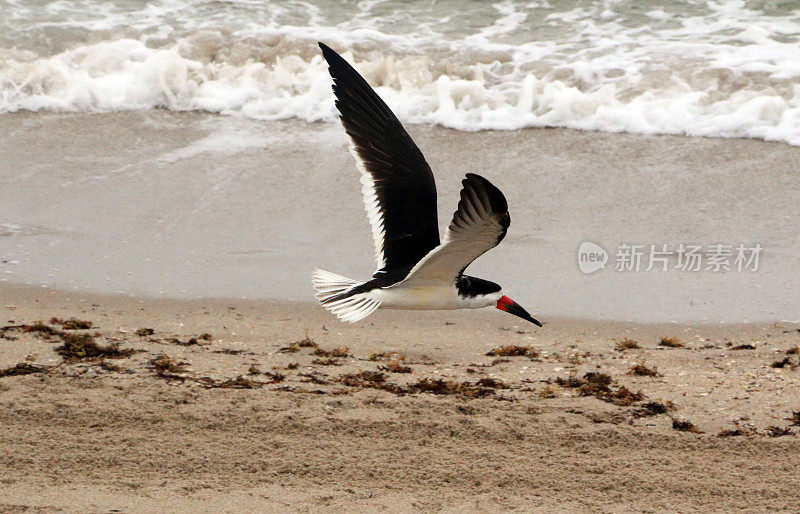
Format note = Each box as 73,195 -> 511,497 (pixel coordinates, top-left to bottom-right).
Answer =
2,0 -> 800,145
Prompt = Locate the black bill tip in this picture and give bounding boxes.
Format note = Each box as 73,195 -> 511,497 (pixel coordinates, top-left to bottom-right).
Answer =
497,295 -> 542,327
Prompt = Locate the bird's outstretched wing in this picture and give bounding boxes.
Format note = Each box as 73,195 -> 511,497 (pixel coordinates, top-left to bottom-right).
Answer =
390,173 -> 510,286
319,42 -> 440,275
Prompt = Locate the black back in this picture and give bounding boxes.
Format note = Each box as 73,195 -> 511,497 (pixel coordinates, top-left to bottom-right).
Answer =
456,275 -> 502,298
319,43 -> 440,275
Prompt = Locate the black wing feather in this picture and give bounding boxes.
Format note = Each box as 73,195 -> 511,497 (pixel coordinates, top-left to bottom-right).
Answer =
319,42 -> 440,275
390,173 -> 510,286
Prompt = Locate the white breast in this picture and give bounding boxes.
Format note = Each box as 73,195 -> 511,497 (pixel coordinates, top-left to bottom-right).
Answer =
370,284 -> 500,311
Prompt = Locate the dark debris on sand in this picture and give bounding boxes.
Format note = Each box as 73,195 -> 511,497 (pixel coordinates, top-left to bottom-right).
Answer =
633,400 -> 674,417
554,372 -> 645,406
0,362 -> 49,378
56,333 -> 136,363
765,425 -> 794,438
615,338 -> 641,351
150,353 -> 188,375
659,337 -> 684,348
312,358 -> 342,366
627,364 -> 660,377
332,372 -> 509,399
279,335 -> 320,354
50,317 -> 94,330
313,346 -> 350,358
672,419 -> 703,433
407,377 -> 498,399
165,337 -> 205,347
485,345 -> 538,357
379,360 -> 412,373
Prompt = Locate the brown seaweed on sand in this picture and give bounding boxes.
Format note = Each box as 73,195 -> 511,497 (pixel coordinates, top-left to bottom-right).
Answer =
485,345 -> 538,357
627,364 -> 660,377
0,362 -> 49,378
633,400 -> 674,417
555,372 -> 644,406
313,346 -> 350,358
312,358 -> 342,366
659,337 -> 684,348
337,371 -> 406,394
379,360 -> 412,373
165,337 -> 204,347
150,353 -> 188,375
56,333 -> 136,363
672,419 -> 703,433
59,318 -> 94,330
615,338 -> 641,350
407,377 -> 501,399
765,426 -> 793,438
279,335 -> 321,354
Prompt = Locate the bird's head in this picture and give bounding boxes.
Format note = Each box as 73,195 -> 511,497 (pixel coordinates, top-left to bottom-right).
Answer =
457,276 -> 542,327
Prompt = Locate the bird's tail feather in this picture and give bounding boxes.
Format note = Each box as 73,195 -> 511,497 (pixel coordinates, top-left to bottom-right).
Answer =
312,269 -> 381,323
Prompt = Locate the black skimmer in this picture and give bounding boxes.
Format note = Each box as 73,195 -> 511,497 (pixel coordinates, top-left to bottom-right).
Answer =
313,43 -> 542,328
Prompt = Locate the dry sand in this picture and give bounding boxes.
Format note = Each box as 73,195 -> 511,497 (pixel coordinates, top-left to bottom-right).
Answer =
1,283 -> 799,512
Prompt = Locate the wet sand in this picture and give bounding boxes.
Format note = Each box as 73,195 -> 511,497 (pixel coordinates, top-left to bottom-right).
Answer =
1,284 -> 799,512
1,111 -> 798,322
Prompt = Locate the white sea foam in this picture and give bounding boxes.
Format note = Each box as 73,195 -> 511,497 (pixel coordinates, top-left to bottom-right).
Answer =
1,0 -> 799,145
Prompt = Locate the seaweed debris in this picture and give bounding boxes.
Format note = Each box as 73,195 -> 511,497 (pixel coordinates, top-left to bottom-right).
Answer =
312,358 -> 342,366
633,400 -> 674,417
765,426 -> 793,438
55,333 -> 136,363
659,337 -> 684,348
313,346 -> 349,358
60,318 -> 93,330
672,419 -> 703,433
408,378 -> 495,398
485,345 -> 538,357
150,353 -> 188,375
555,372 -> 644,406
165,337 -> 204,347
627,364 -> 660,377
0,362 -> 49,378
615,338 -> 641,350
379,360 -> 412,373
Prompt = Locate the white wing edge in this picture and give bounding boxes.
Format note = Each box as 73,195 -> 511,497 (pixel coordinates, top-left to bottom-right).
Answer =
348,144 -> 387,271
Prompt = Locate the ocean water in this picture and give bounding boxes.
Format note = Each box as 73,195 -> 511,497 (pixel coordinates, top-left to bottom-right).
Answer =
2,0 -> 800,144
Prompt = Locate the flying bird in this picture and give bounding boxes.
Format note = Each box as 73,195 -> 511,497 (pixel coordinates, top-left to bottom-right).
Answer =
313,42 -> 541,327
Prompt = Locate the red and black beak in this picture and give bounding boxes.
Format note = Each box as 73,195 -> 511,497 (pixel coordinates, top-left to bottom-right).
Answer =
496,295 -> 542,327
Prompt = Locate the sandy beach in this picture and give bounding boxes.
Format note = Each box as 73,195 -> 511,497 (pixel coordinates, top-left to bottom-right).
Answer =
1,283 -> 799,512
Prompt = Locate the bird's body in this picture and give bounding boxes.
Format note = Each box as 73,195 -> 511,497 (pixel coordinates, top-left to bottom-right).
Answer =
313,43 -> 541,327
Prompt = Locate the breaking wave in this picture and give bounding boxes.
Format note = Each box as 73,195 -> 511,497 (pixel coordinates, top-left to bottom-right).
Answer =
1,0 -> 799,144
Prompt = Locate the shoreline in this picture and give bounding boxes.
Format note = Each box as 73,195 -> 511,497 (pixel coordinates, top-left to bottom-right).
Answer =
2,111 -> 798,322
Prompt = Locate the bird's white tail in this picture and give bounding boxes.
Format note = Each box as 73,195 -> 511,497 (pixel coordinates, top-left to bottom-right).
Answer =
311,269 -> 381,323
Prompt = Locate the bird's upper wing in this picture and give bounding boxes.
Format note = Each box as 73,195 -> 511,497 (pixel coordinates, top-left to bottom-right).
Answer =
390,173 -> 510,287
319,42 -> 440,275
